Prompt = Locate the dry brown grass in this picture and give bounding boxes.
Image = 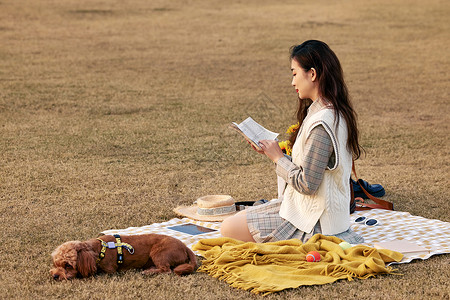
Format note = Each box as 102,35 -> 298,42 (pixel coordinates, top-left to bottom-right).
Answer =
1,0 -> 449,299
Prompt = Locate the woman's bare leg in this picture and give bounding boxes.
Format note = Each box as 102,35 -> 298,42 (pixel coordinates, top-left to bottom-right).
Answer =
220,210 -> 256,242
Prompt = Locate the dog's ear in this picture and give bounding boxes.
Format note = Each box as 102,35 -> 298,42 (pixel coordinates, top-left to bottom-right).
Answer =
76,243 -> 97,278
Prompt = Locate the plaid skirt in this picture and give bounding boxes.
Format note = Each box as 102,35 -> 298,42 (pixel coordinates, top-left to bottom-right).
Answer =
246,198 -> 364,244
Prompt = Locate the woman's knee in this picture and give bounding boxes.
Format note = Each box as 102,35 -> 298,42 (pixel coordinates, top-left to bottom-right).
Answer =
220,211 -> 255,242
220,214 -> 239,237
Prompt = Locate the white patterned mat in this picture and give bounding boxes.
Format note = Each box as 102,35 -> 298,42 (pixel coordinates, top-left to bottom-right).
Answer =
101,209 -> 450,265
102,218 -> 222,252
351,209 -> 449,264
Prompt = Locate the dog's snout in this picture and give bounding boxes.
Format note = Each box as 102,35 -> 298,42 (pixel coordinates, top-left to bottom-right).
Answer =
53,274 -> 59,280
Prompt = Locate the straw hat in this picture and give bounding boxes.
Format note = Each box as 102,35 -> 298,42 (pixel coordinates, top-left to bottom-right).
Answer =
173,195 -> 237,222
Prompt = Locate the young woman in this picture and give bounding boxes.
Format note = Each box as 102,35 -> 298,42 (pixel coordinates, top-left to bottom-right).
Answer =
220,40 -> 364,244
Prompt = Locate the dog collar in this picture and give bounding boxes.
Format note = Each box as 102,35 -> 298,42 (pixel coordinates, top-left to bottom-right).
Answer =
96,234 -> 134,264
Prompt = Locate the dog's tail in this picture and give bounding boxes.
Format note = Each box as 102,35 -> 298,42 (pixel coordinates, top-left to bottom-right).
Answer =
173,247 -> 197,276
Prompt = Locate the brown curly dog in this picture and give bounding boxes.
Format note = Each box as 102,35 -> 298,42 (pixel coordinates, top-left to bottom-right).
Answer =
50,234 -> 197,280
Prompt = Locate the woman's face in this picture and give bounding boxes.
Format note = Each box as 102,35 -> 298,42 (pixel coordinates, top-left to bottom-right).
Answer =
291,59 -> 315,100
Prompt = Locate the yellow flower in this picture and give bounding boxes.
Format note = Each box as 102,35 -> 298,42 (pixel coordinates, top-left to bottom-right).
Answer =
278,123 -> 298,156
286,122 -> 300,134
278,140 -> 288,150
278,140 -> 292,156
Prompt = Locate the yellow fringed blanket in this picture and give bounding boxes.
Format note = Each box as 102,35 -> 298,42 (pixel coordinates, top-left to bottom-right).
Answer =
193,234 -> 403,295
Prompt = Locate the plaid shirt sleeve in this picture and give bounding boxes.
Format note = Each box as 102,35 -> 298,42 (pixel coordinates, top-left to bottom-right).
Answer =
276,125 -> 334,195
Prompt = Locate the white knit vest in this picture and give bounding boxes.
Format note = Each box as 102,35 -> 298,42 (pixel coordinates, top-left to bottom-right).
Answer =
279,108 -> 352,235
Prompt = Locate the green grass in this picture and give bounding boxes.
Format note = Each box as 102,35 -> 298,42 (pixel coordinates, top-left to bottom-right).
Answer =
0,0 -> 449,299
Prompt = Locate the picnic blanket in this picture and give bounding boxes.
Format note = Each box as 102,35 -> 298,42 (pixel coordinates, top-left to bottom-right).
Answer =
101,209 -> 450,264
350,209 -> 450,263
192,234 -> 403,295
101,217 -> 221,250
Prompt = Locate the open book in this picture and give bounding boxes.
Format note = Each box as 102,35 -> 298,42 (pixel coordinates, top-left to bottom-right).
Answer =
373,240 -> 430,256
229,117 -> 279,151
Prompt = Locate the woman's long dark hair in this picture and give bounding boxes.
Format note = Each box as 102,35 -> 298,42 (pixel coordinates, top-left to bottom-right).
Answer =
288,40 -> 364,160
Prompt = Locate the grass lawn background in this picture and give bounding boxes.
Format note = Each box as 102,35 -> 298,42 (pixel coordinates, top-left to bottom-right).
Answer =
0,0 -> 449,298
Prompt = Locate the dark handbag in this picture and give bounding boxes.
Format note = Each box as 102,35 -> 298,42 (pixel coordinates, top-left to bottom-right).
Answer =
350,161 -> 394,213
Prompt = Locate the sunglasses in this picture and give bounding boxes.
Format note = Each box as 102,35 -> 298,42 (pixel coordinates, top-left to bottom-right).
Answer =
354,216 -> 380,226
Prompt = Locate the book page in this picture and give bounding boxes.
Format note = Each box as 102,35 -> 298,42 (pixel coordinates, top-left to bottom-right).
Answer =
235,117 -> 278,145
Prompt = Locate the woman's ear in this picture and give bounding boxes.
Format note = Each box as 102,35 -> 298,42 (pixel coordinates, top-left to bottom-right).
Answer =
310,68 -> 317,82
